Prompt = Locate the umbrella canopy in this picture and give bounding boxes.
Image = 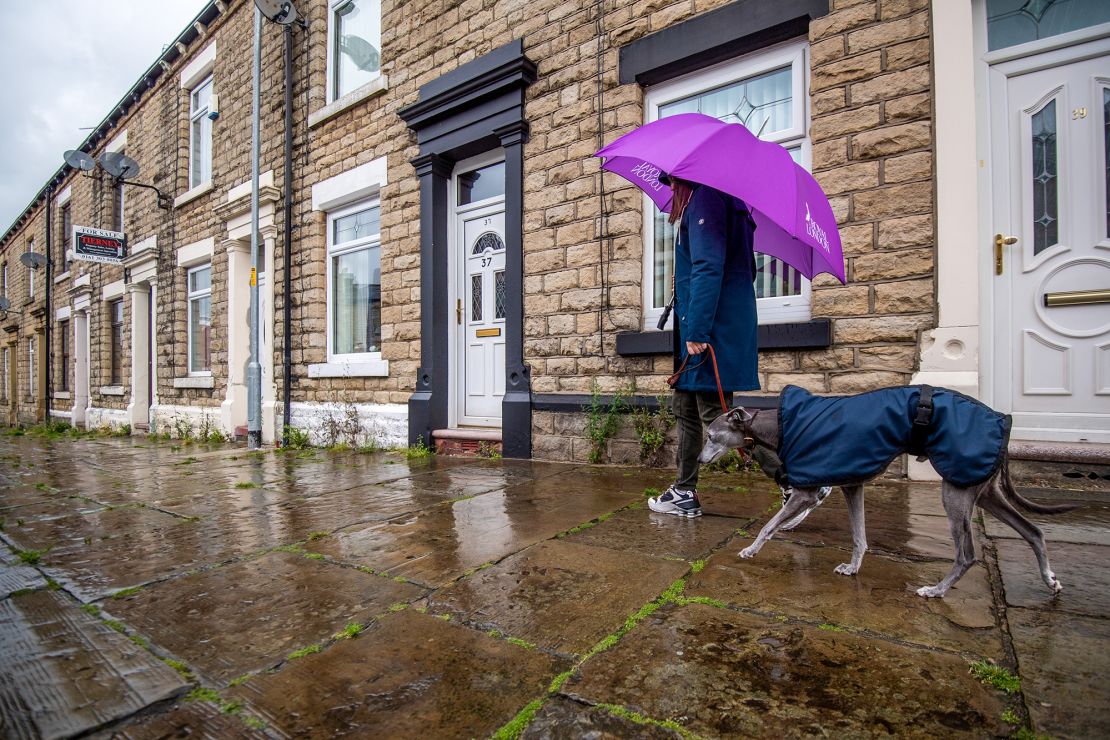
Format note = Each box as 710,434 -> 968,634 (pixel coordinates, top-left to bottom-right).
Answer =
595,113 -> 845,284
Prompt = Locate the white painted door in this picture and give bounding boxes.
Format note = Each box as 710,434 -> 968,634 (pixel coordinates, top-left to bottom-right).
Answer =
458,206 -> 506,425
991,40 -> 1110,441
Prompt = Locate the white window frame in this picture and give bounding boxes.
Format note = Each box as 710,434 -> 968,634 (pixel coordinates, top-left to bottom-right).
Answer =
27,242 -> 35,299
189,76 -> 214,190
1,264 -> 7,298
1,347 -> 8,401
326,198 -> 383,364
186,264 -> 212,376
326,0 -> 382,104
641,39 -> 813,328
28,337 -> 36,399
60,201 -> 72,273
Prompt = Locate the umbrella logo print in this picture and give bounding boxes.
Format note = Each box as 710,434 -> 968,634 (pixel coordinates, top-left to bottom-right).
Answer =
805,202 -> 830,254
630,161 -> 665,192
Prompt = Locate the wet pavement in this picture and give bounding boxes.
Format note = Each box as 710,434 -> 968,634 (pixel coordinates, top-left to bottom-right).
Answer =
1,434 -> 1108,738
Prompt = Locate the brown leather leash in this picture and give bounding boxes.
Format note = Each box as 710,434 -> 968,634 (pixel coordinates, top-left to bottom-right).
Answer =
667,343 -> 751,464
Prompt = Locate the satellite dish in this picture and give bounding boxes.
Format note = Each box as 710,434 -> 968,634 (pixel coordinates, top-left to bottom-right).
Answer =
100,151 -> 141,180
255,0 -> 299,24
20,252 -> 48,270
0,297 -> 10,311
63,150 -> 96,172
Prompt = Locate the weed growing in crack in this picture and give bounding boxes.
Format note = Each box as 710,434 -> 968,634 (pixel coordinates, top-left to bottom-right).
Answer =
287,644 -> 322,660
387,602 -> 407,613
690,559 -> 707,574
234,482 -> 258,489
585,381 -> 630,464
241,715 -> 267,731
818,623 -> 847,633
111,586 -> 144,599
80,604 -> 101,617
163,658 -> 194,680
492,698 -> 545,740
16,547 -> 50,565
557,511 -> 615,538
228,674 -> 252,687
506,636 -> 536,650
643,487 -> 660,498
630,396 -> 675,466
283,425 -> 310,449
1001,708 -> 1021,725
334,622 -> 365,640
969,661 -> 1021,694
402,438 -> 433,460
306,531 -> 329,541
594,703 -> 692,738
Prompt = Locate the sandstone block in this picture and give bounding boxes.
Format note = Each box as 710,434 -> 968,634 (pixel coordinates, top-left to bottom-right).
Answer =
811,51 -> 882,92
873,278 -> 934,313
547,357 -> 577,376
811,104 -> 881,140
548,313 -> 577,335
885,92 -> 931,122
767,372 -> 827,393
853,181 -> 931,220
543,268 -> 580,292
561,288 -> 602,311
884,151 -> 932,183
849,65 -> 930,104
811,36 -> 846,66
814,160 -> 880,196
834,314 -> 933,343
881,0 -> 929,20
812,138 -> 850,168
853,247 -> 932,280
812,284 -> 871,317
813,87 -> 849,115
810,3 -> 877,39
846,11 -> 928,53
829,370 -> 909,393
840,223 -> 875,254
878,214 -> 932,248
800,348 -> 857,371
760,351 -> 797,372
858,344 -> 918,369
851,121 -> 931,159
885,38 -> 931,71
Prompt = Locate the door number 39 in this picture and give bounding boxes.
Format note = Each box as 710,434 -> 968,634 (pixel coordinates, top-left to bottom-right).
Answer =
1072,107 -> 1087,120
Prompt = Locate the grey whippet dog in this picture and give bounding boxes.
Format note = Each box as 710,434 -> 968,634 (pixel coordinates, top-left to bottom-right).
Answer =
698,405 -> 1077,598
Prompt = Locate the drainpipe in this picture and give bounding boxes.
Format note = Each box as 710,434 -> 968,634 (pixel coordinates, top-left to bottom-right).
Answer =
247,6 -> 263,449
44,184 -> 52,425
282,22 -> 294,446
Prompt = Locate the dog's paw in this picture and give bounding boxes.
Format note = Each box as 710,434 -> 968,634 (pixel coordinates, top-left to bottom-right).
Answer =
916,585 -> 945,598
738,546 -> 757,559
1050,578 -> 1063,594
834,563 -> 858,576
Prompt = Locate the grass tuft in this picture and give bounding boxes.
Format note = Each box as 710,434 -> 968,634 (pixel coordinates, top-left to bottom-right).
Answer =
111,586 -> 144,599
818,623 -> 847,633
690,559 -> 707,574
491,698 -> 545,740
287,643 -> 322,660
334,622 -> 365,640
306,530 -> 329,541
234,482 -> 259,489
969,661 -> 1021,694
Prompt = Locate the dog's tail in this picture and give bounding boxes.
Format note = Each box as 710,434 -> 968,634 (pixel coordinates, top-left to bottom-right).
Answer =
998,456 -> 1080,515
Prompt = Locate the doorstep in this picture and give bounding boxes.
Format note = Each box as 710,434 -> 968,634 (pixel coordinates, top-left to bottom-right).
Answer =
1007,440 -> 1110,490
432,428 -> 502,457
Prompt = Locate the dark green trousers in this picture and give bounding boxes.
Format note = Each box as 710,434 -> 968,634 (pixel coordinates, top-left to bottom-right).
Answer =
673,389 -> 733,491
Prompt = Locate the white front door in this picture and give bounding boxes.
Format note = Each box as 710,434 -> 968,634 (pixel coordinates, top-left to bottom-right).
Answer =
990,38 -> 1110,441
456,206 -> 506,425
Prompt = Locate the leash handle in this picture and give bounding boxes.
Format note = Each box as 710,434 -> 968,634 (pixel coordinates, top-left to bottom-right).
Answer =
668,344 -> 749,464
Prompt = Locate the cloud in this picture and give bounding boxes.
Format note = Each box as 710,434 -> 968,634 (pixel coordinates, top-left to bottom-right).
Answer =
0,0 -> 207,234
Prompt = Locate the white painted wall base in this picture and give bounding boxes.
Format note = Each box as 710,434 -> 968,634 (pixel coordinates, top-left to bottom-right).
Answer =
48,411 -> 72,422
86,407 -> 130,432
287,402 -> 407,448
150,404 -> 224,439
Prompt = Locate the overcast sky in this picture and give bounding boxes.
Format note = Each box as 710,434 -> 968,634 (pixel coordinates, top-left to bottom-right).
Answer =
0,0 -> 208,235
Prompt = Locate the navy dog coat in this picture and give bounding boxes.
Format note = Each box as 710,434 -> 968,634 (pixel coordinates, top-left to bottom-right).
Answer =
777,385 -> 1011,489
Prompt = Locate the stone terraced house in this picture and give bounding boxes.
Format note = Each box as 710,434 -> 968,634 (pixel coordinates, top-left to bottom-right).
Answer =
0,0 -> 1107,472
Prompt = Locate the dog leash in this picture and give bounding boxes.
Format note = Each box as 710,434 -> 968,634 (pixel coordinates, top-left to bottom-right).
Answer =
668,344 -> 751,464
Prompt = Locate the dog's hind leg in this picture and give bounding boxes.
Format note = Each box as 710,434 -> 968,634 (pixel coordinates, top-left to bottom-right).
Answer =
916,482 -> 979,598
977,480 -> 1061,594
739,488 -> 819,559
835,484 -> 867,576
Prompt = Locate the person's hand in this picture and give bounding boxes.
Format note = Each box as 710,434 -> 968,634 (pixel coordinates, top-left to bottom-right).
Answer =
686,341 -> 708,355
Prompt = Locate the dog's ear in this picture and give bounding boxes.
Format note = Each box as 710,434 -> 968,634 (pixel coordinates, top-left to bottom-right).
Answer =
726,407 -> 753,428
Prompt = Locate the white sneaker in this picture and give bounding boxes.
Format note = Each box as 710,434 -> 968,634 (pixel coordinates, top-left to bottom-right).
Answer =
779,486 -> 833,531
648,485 -> 703,518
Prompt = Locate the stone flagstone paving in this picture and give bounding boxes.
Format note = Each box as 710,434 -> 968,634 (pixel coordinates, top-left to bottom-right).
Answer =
1,433 -> 1108,738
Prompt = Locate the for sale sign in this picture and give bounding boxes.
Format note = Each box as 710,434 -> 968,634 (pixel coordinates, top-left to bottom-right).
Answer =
73,226 -> 126,265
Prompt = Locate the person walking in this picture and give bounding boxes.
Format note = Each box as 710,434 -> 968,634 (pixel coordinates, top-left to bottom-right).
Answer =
648,176 -> 759,518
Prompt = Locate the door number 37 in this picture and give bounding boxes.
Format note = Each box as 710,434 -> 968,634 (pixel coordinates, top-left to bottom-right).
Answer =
481,257 -> 492,267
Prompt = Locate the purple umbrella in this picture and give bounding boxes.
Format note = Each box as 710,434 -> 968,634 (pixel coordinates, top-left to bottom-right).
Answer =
595,113 -> 845,284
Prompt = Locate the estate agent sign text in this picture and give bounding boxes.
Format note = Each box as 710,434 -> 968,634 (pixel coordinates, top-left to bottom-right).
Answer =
73,226 -> 127,265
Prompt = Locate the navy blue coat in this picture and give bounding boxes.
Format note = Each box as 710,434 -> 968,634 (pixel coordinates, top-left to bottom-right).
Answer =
777,385 -> 1012,488
672,185 -> 760,393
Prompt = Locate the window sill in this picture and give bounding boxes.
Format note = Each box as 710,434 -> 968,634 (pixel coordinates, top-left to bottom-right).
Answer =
53,271 -> 71,284
309,75 -> 389,129
99,386 -> 125,396
54,391 -> 71,400
615,319 -> 833,356
174,375 -> 215,389
307,359 -> 389,378
174,180 -> 214,209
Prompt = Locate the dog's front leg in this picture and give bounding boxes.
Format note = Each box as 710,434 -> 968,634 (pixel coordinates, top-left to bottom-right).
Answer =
740,488 -> 819,559
835,484 -> 867,576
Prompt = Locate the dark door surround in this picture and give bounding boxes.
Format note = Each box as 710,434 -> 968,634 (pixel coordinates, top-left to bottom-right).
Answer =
399,40 -> 537,458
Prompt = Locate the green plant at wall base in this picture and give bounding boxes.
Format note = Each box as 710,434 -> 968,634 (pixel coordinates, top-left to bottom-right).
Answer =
283,425 -> 310,449
585,381 -> 629,464
402,438 -> 433,459
476,441 -> 501,460
630,396 -> 675,465
206,429 -> 226,444
287,644 -> 322,660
